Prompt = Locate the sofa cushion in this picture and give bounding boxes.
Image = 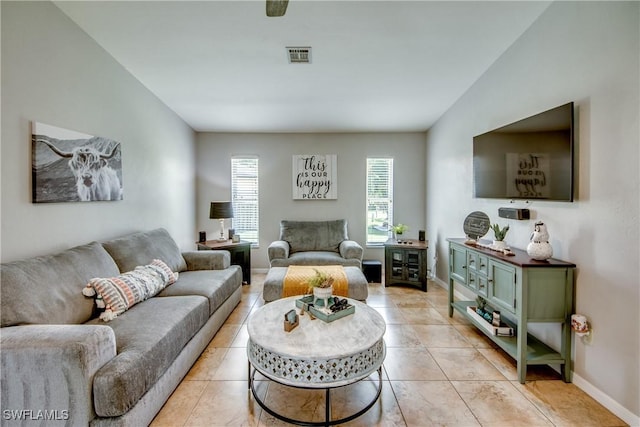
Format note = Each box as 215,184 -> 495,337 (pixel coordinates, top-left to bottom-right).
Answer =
157,266 -> 241,315
87,295 -> 209,417
271,251 -> 362,268
280,219 -> 348,253
84,260 -> 178,321
102,228 -> 187,273
1,242 -> 120,327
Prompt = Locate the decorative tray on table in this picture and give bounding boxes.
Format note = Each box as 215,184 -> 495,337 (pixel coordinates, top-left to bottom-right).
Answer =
295,295 -> 355,323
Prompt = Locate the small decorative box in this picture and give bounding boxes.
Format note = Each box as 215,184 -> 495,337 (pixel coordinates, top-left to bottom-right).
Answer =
283,309 -> 299,332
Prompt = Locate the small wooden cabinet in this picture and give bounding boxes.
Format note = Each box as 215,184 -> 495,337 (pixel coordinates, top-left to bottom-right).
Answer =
384,239 -> 428,291
197,239 -> 251,284
447,238 -> 575,383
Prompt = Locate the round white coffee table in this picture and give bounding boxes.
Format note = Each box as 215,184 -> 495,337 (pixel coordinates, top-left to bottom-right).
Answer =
247,296 -> 386,426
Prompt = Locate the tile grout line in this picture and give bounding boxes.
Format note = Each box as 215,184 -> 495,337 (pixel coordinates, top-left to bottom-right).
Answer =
156,279 -> 624,427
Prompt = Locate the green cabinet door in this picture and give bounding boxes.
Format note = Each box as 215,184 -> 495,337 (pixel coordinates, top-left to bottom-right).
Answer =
449,244 -> 467,285
488,260 -> 517,314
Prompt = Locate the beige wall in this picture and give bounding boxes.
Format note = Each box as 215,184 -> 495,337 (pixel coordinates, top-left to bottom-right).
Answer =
195,132 -> 426,269
1,1 -> 197,262
426,1 -> 639,422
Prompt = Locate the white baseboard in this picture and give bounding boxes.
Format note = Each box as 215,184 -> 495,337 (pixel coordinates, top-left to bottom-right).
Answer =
435,275 -> 639,426
572,374 -> 639,426
431,276 -> 448,290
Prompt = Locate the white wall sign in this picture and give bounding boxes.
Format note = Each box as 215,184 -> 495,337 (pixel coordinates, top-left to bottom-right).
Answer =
292,154 -> 337,200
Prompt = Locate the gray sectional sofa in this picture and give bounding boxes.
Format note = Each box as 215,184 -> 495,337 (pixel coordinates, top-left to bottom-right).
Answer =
267,219 -> 363,268
0,228 -> 242,426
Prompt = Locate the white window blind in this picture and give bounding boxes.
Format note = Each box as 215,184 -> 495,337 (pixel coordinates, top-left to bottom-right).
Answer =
366,158 -> 393,245
231,157 -> 259,245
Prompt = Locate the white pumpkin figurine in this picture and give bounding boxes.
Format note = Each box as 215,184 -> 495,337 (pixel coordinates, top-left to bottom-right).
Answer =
527,221 -> 553,260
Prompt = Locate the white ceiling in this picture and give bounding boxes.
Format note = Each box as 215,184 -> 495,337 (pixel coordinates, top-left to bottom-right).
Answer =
54,1 -> 551,133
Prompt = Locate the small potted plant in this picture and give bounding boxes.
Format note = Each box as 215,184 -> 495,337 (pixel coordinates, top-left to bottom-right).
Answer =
392,223 -> 409,240
307,269 -> 335,309
490,224 -> 509,250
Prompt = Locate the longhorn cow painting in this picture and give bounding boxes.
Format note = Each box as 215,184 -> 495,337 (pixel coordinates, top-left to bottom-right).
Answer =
32,122 -> 123,203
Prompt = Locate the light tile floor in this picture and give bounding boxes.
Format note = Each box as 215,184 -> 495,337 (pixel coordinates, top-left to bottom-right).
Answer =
151,273 -> 626,426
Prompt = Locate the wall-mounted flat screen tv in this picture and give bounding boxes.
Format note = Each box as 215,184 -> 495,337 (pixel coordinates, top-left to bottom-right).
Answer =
473,102 -> 574,202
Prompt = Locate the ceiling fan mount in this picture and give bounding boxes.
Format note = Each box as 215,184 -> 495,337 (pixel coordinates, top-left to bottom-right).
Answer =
266,0 -> 289,17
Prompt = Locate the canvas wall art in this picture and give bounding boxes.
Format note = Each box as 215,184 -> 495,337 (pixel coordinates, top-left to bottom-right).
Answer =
292,154 -> 337,200
32,122 -> 123,203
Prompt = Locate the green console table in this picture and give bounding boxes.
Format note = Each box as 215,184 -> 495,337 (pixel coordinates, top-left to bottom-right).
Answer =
447,238 -> 575,383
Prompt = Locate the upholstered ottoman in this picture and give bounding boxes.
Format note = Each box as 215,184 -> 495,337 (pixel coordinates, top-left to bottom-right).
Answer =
263,266 -> 368,302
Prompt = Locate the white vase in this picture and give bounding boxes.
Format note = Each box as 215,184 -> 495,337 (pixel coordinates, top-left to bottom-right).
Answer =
492,240 -> 507,251
313,285 -> 333,309
527,241 -> 553,260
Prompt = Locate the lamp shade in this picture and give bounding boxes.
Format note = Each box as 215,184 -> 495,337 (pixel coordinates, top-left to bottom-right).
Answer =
209,202 -> 234,219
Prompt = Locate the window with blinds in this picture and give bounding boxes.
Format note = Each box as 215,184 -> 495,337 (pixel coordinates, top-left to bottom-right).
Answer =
231,157 -> 259,245
366,158 -> 393,245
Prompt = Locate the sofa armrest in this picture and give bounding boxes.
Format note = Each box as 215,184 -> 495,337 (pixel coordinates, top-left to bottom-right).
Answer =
182,251 -> 230,271
339,240 -> 363,261
1,325 -> 116,426
268,240 -> 290,262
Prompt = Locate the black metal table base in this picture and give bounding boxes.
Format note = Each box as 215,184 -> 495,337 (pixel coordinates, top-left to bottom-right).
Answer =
248,363 -> 383,426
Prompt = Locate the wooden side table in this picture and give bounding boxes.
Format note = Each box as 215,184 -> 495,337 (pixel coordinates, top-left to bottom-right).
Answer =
384,239 -> 429,291
197,239 -> 251,284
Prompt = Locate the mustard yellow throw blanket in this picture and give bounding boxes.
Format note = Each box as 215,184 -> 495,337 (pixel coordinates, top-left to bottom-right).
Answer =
282,265 -> 349,298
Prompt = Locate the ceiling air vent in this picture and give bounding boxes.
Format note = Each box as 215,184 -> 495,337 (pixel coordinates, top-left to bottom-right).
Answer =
287,47 -> 311,64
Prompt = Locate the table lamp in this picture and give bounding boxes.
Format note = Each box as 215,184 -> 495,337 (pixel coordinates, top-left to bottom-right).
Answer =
209,202 -> 234,241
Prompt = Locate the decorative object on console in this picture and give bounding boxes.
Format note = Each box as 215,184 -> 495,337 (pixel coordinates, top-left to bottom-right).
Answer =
209,201 -> 234,241
476,296 -> 488,312
463,211 -> 490,242
527,221 -> 553,260
490,223 -> 510,251
466,305 -> 514,336
392,223 -> 409,240
32,121 -> 123,203
198,231 -> 206,243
